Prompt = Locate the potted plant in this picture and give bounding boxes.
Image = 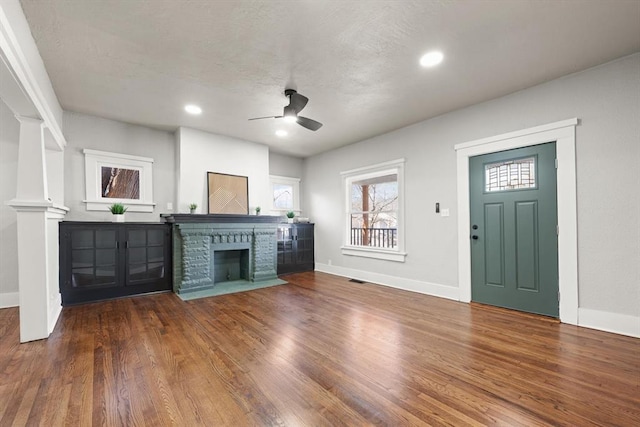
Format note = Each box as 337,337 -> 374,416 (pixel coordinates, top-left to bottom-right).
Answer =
189,203 -> 198,214
255,206 -> 261,215
109,203 -> 127,222
286,210 -> 295,223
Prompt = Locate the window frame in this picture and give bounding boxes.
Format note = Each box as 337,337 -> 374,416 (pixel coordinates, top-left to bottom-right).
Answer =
269,175 -> 301,214
340,159 -> 406,262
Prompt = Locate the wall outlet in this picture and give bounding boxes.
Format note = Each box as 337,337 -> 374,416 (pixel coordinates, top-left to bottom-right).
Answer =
441,208 -> 450,217
328,259 -> 332,265
166,202 -> 173,211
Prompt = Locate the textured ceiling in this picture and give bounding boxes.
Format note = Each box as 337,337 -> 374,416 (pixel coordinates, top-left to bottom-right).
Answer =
19,0 -> 640,157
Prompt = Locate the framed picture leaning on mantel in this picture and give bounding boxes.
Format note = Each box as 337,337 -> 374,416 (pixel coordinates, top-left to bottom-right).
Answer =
83,149 -> 155,212
207,172 -> 248,214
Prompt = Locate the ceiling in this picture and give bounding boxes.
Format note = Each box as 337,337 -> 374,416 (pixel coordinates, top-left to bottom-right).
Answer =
19,0 -> 640,157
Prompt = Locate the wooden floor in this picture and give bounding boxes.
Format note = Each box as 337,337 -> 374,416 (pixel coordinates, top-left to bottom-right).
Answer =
1,272 -> 638,426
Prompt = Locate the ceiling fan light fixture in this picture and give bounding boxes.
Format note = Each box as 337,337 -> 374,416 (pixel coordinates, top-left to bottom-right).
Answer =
283,105 -> 298,122
420,50 -> 444,67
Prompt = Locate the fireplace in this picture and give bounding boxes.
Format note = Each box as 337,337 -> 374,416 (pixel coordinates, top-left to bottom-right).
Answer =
162,214 -> 280,294
213,248 -> 250,283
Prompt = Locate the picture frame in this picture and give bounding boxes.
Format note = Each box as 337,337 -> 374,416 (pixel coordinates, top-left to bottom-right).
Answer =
83,149 -> 155,212
207,172 -> 249,214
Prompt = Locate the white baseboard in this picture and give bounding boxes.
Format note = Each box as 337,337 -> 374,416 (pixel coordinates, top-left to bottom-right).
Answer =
315,265 -> 639,339
315,263 -> 459,301
578,308 -> 640,338
0,292 -> 19,308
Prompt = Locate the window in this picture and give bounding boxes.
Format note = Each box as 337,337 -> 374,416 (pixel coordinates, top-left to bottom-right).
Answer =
485,156 -> 536,192
341,159 -> 406,262
270,175 -> 300,213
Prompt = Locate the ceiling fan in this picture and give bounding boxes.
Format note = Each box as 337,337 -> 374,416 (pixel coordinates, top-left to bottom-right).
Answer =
249,89 -> 323,131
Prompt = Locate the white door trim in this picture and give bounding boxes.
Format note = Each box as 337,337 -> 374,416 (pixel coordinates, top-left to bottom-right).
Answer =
455,118 -> 579,324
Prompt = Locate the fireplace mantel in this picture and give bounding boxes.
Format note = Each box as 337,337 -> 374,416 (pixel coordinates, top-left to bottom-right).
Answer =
162,214 -> 281,294
161,213 -> 281,224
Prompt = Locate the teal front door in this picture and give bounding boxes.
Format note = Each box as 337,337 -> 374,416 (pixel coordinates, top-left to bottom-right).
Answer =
470,142 -> 559,317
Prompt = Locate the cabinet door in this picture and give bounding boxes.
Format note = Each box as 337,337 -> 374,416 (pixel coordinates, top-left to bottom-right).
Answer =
277,225 -> 295,266
295,225 -> 315,264
68,226 -> 120,289
60,224 -> 121,305
125,225 -> 170,289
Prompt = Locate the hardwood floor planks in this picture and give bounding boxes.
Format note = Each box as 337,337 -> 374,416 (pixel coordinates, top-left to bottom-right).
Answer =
0,271 -> 638,426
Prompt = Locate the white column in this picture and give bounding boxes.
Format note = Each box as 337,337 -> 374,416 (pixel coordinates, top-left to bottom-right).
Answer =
7,116 -> 67,342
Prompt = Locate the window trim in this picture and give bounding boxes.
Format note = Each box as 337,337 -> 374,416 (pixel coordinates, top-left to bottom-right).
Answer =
269,175 -> 301,213
340,159 -> 407,262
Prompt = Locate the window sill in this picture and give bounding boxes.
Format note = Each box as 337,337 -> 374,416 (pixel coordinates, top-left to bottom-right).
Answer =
341,246 -> 407,262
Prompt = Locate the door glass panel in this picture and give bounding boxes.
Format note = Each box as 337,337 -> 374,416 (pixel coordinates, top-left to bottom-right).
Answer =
72,249 -> 94,268
147,262 -> 165,279
128,263 -> 147,281
95,267 -> 117,284
96,248 -> 116,266
128,230 -> 146,247
485,157 -> 536,192
147,229 -> 164,246
147,246 -> 164,263
71,268 -> 94,287
95,230 -> 116,248
128,247 -> 147,264
72,230 -> 93,249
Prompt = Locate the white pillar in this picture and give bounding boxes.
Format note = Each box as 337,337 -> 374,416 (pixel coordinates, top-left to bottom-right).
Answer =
7,116 -> 67,342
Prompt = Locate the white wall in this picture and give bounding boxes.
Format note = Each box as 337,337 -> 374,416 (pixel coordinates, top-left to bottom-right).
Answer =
177,127 -> 270,214
269,152 -> 304,178
305,54 -> 640,321
0,99 -> 19,307
62,111 -> 176,222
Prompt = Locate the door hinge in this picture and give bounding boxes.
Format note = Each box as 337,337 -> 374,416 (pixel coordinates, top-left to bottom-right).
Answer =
555,158 -> 558,169
558,291 -> 561,302
556,225 -> 559,235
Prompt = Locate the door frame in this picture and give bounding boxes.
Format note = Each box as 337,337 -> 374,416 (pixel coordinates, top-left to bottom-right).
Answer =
455,118 -> 578,324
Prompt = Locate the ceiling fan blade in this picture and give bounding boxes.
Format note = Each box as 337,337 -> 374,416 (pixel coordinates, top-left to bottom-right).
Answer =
289,92 -> 309,114
297,116 -> 323,131
248,115 -> 282,121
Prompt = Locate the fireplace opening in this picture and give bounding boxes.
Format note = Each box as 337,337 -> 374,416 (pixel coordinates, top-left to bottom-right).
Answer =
213,249 -> 250,283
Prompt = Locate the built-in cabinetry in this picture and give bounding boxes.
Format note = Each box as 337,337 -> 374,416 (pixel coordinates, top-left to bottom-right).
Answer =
277,223 -> 314,274
59,222 -> 171,305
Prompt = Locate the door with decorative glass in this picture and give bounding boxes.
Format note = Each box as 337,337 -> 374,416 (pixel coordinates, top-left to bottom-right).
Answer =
469,142 -> 559,317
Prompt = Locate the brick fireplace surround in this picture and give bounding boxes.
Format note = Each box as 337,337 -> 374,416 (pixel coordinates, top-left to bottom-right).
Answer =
161,214 -> 280,294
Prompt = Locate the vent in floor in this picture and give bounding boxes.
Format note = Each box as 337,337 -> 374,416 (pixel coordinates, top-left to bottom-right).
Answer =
348,278 -> 366,284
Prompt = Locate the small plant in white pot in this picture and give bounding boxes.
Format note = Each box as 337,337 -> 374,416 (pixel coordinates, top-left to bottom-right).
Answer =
109,203 -> 127,222
286,210 -> 295,223
255,206 -> 261,215
189,203 -> 198,214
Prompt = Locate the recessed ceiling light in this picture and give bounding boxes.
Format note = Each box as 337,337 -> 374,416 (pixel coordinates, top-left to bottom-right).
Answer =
420,51 -> 444,67
185,104 -> 202,115
275,130 -> 288,137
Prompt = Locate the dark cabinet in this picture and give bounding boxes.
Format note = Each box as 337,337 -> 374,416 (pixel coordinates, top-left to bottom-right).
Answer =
277,223 -> 314,274
59,222 -> 171,305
